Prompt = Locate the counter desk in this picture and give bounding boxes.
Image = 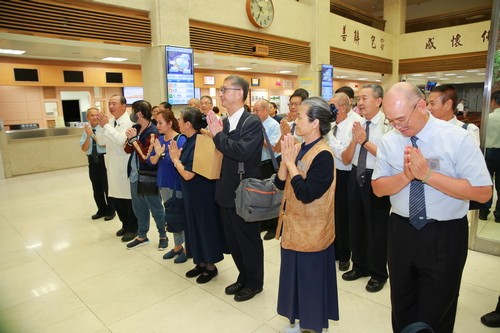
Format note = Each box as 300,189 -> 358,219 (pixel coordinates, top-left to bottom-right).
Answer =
0,127 -> 88,178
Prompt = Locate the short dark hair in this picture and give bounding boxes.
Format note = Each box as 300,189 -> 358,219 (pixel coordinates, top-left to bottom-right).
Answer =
431,84 -> 458,110
224,75 -> 249,101
335,86 -> 355,99
491,90 -> 500,105
302,97 -> 333,136
159,101 -> 172,110
180,107 -> 207,131
290,88 -> 309,102
132,100 -> 152,120
362,84 -> 384,99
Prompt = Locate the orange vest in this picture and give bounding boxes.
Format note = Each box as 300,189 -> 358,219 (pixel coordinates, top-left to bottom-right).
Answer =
276,140 -> 335,252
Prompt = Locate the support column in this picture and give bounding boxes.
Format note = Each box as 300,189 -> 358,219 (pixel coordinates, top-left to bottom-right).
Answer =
141,0 -> 190,105
297,0 -> 331,96
382,0 -> 406,88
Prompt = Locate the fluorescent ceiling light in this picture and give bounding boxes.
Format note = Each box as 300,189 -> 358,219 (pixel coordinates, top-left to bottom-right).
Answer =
440,78 -> 449,80
456,76 -> 467,78
427,76 -> 438,79
444,73 -> 457,76
476,73 -> 485,75
358,77 -> 368,80
0,48 -> 26,55
412,74 -> 424,76
102,57 -> 127,62
235,67 -> 252,70
193,63 -> 199,66
277,70 -> 292,74
466,69 -> 481,73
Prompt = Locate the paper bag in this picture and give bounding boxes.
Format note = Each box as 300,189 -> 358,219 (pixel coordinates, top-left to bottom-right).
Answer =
193,134 -> 223,180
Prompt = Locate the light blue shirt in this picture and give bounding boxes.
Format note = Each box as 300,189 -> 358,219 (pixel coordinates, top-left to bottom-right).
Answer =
486,108 -> 500,148
261,116 -> 281,161
373,115 -> 492,220
79,125 -> 106,155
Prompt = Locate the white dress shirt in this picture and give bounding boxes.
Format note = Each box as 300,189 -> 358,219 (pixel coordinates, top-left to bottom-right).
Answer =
352,111 -> 389,169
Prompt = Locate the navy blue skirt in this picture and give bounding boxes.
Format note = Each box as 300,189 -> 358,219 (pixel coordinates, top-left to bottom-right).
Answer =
277,243 -> 339,332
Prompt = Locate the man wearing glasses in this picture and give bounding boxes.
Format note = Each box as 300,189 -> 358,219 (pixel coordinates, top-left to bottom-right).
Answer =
274,88 -> 308,153
341,84 -> 391,294
372,82 -> 492,333
207,75 -> 264,302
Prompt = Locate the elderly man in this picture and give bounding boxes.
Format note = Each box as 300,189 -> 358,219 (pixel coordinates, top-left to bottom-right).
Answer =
96,95 -> 138,242
207,75 -> 264,302
372,82 -> 492,333
200,95 -> 214,115
327,92 -> 362,271
253,99 -> 281,240
427,84 -> 480,145
80,107 -> 115,221
188,97 -> 200,109
341,84 -> 391,293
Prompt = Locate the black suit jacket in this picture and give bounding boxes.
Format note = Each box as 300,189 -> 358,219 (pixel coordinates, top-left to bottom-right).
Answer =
213,111 -> 263,208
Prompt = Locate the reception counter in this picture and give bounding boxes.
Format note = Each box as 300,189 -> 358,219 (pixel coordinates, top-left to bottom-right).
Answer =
0,127 -> 88,178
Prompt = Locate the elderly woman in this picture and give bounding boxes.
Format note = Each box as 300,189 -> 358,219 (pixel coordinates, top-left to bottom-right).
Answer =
275,97 -> 339,333
168,107 -> 228,284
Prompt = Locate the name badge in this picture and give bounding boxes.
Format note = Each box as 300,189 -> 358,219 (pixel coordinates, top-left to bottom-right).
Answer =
297,160 -> 307,172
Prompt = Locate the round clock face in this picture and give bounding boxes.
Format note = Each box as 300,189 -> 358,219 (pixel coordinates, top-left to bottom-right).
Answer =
246,0 -> 274,28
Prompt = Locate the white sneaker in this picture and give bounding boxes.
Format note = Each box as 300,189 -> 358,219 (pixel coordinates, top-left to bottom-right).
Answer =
284,323 -> 300,333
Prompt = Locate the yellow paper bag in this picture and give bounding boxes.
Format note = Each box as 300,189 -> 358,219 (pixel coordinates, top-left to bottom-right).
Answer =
193,134 -> 223,180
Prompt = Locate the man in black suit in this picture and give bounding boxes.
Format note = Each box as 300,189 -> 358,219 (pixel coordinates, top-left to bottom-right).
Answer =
207,75 -> 264,302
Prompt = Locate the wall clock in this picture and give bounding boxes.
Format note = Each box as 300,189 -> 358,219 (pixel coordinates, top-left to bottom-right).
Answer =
246,0 -> 274,28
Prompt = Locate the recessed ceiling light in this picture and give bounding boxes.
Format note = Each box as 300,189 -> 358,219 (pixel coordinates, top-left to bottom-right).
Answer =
194,63 -> 199,66
358,77 -> 368,80
444,73 -> 457,76
476,73 -> 485,75
235,67 -> 252,70
277,70 -> 292,74
440,78 -> 449,80
0,48 -> 26,55
466,69 -> 481,73
456,76 -> 467,78
412,74 -> 424,76
427,76 -> 438,79
102,57 -> 127,62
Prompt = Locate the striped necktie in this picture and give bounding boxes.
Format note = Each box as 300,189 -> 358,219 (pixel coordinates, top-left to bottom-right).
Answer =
356,120 -> 371,186
409,136 -> 427,230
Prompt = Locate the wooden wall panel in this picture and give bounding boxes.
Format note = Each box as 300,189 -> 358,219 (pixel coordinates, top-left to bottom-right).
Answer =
399,52 -> 488,74
330,47 -> 392,74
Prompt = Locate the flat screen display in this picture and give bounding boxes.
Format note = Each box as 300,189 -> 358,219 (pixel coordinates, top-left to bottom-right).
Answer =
165,46 -> 195,105
425,81 -> 437,91
320,64 -> 334,101
123,86 -> 144,105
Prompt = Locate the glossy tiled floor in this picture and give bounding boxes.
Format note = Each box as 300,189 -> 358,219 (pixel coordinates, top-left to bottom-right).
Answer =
0,167 -> 499,333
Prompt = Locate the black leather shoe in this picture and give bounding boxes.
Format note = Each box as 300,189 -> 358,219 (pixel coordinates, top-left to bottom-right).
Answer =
116,228 -> 126,237
92,212 -> 105,220
121,232 -> 137,242
339,261 -> 350,272
225,282 -> 244,295
234,287 -> 263,302
481,311 -> 500,327
104,212 -> 116,221
263,230 -> 276,240
196,267 -> 218,284
479,211 -> 489,220
342,269 -> 369,281
186,265 -> 205,278
366,278 -> 386,293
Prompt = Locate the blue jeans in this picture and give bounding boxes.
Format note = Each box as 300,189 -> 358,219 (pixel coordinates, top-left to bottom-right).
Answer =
130,181 -> 166,239
160,187 -> 185,246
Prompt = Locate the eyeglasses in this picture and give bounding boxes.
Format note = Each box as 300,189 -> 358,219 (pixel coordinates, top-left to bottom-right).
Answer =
387,99 -> 421,128
220,87 -> 241,94
288,102 -> 301,107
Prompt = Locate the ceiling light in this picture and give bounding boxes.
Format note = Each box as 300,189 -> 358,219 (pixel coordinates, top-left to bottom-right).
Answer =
235,67 -> 252,70
444,73 -> 457,76
0,48 -> 26,55
412,74 -> 424,76
277,70 -> 292,74
427,76 -> 438,79
194,63 -> 199,66
440,78 -> 449,80
456,76 -> 467,78
102,57 -> 127,62
466,69 -> 481,73
358,77 -> 368,80
476,73 -> 485,75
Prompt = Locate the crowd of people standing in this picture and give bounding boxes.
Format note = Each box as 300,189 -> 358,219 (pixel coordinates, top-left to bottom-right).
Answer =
80,76 -> 496,333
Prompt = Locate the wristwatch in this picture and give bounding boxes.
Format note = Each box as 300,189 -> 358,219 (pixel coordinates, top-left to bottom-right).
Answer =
160,152 -> 166,159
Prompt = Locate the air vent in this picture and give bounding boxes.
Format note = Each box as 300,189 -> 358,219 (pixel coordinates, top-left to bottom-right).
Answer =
253,44 -> 269,57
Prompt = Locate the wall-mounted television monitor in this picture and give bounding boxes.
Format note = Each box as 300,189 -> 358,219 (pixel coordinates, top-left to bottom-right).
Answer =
123,86 -> 144,105
165,46 -> 195,105
320,64 -> 334,101
425,81 -> 437,91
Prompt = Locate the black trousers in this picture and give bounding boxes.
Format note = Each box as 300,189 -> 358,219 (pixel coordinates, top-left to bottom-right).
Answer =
388,214 -> 468,333
481,148 -> 500,219
88,155 -> 113,215
110,197 -> 138,233
334,169 -> 351,262
219,206 -> 264,290
348,167 -> 391,281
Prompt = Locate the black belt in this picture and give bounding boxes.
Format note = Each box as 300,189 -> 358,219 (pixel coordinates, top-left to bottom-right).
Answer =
393,213 -> 448,224
352,166 -> 374,172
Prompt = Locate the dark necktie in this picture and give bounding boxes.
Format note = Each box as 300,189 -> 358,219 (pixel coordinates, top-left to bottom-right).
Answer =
332,125 -> 338,137
291,122 -> 296,135
409,136 -> 427,230
356,120 -> 371,186
91,128 -> 99,163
